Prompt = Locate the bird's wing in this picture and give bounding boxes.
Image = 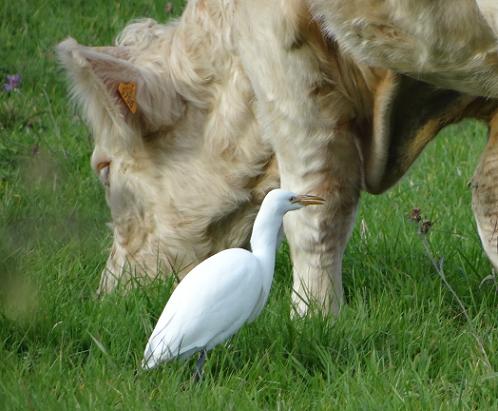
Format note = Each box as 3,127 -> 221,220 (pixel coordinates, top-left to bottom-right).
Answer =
143,249 -> 264,366
246,285 -> 269,323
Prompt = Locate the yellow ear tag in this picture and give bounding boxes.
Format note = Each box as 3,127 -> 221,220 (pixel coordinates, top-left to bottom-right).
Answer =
117,82 -> 138,114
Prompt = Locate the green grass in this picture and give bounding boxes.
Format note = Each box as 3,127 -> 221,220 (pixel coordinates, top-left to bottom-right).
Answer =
1,1 -> 498,409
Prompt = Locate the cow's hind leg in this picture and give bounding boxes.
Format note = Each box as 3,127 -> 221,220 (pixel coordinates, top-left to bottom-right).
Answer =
472,112 -> 498,272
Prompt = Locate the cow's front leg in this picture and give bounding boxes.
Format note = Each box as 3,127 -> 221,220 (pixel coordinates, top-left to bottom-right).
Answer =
275,134 -> 361,316
472,112 -> 498,272
235,0 -> 363,315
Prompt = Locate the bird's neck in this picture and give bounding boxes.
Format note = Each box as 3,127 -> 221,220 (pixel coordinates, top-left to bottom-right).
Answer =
250,206 -> 284,288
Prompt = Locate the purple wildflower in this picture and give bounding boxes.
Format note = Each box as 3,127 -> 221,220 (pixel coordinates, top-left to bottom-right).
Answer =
3,74 -> 22,92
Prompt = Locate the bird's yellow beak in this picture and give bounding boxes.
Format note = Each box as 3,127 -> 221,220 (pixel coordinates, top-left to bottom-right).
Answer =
291,194 -> 325,206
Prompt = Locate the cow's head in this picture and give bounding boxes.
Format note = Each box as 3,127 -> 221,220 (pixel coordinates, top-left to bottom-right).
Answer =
58,19 -> 278,293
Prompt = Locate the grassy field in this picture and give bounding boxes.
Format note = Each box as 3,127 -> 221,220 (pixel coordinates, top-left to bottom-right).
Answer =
1,1 -> 498,409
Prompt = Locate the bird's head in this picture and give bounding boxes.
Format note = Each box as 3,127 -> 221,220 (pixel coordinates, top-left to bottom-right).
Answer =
263,189 -> 325,214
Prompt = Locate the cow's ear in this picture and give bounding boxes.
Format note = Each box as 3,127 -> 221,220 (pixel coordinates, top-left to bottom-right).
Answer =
362,71 -> 487,194
57,38 -> 185,134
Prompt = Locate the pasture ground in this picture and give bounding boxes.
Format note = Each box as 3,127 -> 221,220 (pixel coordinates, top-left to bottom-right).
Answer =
1,1 -> 497,409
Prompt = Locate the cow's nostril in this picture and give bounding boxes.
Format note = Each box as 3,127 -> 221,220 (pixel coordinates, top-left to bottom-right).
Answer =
96,161 -> 111,171
96,161 -> 111,187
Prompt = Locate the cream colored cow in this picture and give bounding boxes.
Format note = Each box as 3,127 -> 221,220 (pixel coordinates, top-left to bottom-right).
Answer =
58,0 -> 498,316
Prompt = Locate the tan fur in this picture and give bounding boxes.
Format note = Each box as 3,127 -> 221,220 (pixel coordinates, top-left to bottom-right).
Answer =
310,0 -> 498,97
58,0 -> 498,315
472,111 -> 498,272
367,75 -> 498,193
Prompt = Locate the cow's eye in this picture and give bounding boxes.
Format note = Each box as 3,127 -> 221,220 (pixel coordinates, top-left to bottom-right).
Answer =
96,161 -> 111,187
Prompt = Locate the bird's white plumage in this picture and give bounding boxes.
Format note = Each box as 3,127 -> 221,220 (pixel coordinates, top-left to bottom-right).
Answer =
142,189 -> 324,370
143,249 -> 264,367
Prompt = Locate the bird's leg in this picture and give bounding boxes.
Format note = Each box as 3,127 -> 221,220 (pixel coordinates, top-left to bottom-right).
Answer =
193,349 -> 207,382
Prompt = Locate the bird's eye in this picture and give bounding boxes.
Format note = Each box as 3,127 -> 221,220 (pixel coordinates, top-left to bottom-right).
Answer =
289,196 -> 296,203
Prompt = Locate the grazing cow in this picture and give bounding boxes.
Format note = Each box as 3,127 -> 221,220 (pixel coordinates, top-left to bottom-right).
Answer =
58,0 -> 498,315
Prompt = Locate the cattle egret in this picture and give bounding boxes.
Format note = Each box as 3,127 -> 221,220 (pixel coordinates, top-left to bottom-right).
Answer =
142,189 -> 324,374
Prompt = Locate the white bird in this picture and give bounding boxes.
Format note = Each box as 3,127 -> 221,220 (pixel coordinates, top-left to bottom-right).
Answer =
141,189 -> 324,375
